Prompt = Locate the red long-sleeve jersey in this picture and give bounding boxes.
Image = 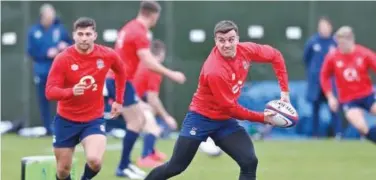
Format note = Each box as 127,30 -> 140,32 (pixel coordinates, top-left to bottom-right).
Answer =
189,42 -> 289,122
132,63 -> 163,97
320,44 -> 376,103
46,44 -> 127,122
107,19 -> 150,80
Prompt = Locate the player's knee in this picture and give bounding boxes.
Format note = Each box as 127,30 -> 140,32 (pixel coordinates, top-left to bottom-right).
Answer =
127,120 -> 144,131
87,156 -> 102,171
125,113 -> 145,131
57,163 -> 71,177
155,126 -> 162,137
238,155 -> 258,172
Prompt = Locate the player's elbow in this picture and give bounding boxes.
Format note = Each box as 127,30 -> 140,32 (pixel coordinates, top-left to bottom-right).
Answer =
45,93 -> 54,101
139,51 -> 160,72
45,86 -> 61,101
273,50 -> 285,63
45,89 -> 55,101
27,47 -> 38,58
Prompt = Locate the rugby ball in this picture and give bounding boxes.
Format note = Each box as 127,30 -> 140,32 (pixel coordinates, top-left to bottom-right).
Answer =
199,137 -> 222,157
264,100 -> 298,128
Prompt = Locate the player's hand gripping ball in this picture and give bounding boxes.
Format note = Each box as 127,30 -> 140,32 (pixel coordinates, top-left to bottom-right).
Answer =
264,100 -> 299,128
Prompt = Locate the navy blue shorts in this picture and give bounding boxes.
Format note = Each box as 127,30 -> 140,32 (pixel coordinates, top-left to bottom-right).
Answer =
179,111 -> 244,142
105,79 -> 138,107
342,93 -> 376,112
53,114 -> 106,148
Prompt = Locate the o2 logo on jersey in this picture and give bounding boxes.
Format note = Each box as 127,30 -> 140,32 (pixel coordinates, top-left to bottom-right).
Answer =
232,80 -> 244,94
343,68 -> 359,82
79,75 -> 98,91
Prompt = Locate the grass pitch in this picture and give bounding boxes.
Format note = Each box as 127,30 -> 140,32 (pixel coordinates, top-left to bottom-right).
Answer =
1,134 -> 376,180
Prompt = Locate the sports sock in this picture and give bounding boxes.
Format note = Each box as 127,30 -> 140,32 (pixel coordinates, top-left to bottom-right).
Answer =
118,130 -> 139,169
142,133 -> 157,158
81,163 -> 99,180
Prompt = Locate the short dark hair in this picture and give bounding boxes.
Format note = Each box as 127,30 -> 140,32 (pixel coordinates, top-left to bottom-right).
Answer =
140,1 -> 161,16
151,39 -> 166,55
73,17 -> 96,31
318,16 -> 332,25
214,20 -> 238,36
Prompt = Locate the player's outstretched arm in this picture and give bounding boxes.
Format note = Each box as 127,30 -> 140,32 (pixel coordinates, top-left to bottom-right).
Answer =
137,49 -> 186,84
143,74 -> 171,119
147,92 -> 177,129
244,43 -> 290,101
207,72 -> 265,123
147,92 -> 171,120
110,52 -> 127,104
45,54 -> 74,100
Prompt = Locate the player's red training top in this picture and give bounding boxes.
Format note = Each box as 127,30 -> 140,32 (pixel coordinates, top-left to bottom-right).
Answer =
189,42 -> 289,122
132,63 -> 163,97
45,44 -> 127,122
320,44 -> 376,103
108,19 -> 150,80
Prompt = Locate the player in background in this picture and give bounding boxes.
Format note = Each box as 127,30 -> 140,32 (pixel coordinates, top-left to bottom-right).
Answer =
320,26 -> 376,144
45,17 -> 126,180
145,20 -> 290,180
132,40 -> 178,168
108,1 -> 186,179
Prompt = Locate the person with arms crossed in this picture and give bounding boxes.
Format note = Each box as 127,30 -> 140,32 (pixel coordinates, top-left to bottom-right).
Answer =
320,26 -> 376,144
45,17 -> 126,180
27,3 -> 72,135
132,40 -> 178,168
106,1 -> 186,179
145,20 -> 290,180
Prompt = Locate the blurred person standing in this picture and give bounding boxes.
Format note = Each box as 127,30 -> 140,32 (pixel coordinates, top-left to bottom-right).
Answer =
27,3 -> 72,135
303,17 -> 341,138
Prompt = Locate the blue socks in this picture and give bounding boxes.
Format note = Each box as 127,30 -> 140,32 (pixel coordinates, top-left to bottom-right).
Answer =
366,125 -> 376,143
330,111 -> 342,136
142,133 -> 157,158
81,163 -> 99,180
118,130 -> 139,169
